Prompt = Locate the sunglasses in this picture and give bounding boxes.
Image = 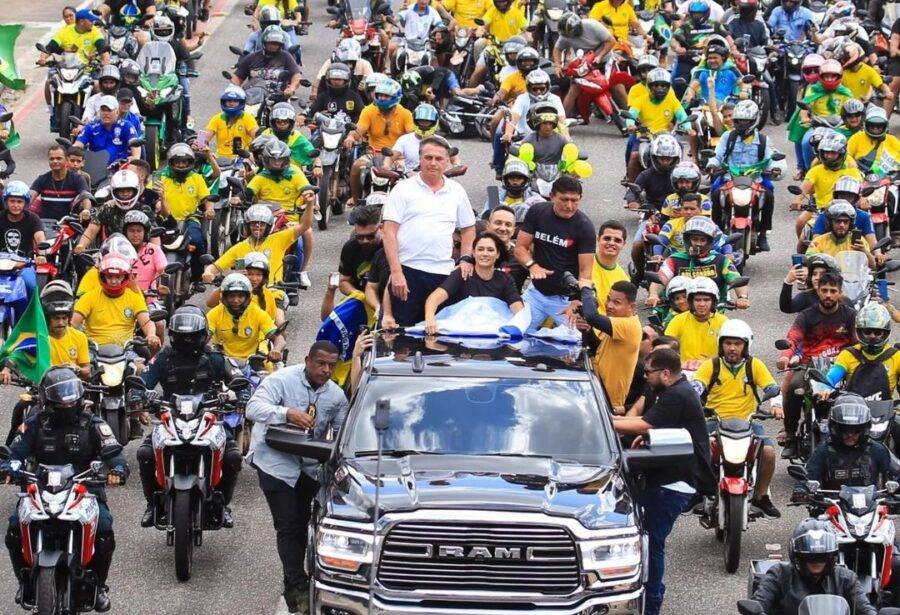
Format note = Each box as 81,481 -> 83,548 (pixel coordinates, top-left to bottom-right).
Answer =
601,236 -> 625,244
356,232 -> 377,241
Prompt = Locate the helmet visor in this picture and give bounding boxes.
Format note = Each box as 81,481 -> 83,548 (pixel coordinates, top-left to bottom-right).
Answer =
169,311 -> 206,334
45,379 -> 84,406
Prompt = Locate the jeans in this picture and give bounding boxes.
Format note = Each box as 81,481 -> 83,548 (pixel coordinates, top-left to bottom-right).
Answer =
389,265 -> 447,327
20,265 -> 36,297
794,140 -> 807,173
625,134 -> 639,164
800,129 -> 817,172
179,75 -> 191,119
492,126 -> 506,171
258,469 -> 319,591
521,285 -> 569,332
184,219 -> 206,281
638,486 -> 693,615
783,368 -> 806,438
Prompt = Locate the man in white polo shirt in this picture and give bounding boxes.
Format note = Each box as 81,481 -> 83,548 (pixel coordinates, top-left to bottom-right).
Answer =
382,135 -> 476,327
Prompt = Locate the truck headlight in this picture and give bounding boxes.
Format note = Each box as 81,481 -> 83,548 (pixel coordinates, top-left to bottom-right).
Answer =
581,536 -> 641,578
317,528 -> 373,573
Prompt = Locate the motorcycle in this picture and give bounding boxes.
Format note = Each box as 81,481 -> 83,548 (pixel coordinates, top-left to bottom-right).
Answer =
0,452 -> 114,615
0,253 -> 34,344
329,0 -> 386,70
439,91 -> 497,140
105,23 -> 139,67
37,215 -> 86,291
564,50 -> 627,135
209,157 -> 252,259
135,41 -> 186,170
159,222 -> 204,315
835,248 -> 899,311
700,411 -> 773,573
127,376 -> 249,581
862,175 -> 900,241
531,0 -> 567,58
90,338 -> 151,446
734,40 -> 772,128
449,27 -> 475,83
771,34 -> 814,118
393,38 -> 432,76
313,112 -> 355,230
34,47 -> 95,141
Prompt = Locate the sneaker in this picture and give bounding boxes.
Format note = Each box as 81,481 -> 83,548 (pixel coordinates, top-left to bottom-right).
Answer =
94,586 -> 111,612
141,503 -> 155,528
298,271 -> 311,289
222,507 -> 234,529
191,281 -> 207,294
781,438 -> 798,460
756,234 -> 770,252
750,495 -> 782,519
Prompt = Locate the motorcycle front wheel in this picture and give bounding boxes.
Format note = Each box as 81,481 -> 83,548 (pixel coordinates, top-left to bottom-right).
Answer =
723,493 -> 743,573
174,490 -> 194,581
35,567 -> 58,615
105,410 -> 128,448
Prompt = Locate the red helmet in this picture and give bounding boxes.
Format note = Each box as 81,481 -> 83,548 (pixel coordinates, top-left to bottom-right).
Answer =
98,254 -> 132,297
819,59 -> 843,91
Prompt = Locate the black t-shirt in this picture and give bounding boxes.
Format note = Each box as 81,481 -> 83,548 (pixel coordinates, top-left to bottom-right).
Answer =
498,259 -> 528,292
439,268 -> 521,306
30,171 -> 88,221
642,376 -> 715,493
0,211 -> 43,258
235,51 -> 301,87
520,202 -> 595,296
308,88 -> 364,123
339,238 -> 381,291
365,248 -> 390,301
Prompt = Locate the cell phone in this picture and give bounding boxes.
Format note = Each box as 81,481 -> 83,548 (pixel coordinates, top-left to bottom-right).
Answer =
791,254 -> 804,268
195,130 -> 212,149
328,272 -> 340,287
852,229 -> 862,243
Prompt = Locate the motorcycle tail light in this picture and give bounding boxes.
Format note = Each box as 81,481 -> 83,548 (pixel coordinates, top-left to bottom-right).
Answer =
67,483 -> 86,511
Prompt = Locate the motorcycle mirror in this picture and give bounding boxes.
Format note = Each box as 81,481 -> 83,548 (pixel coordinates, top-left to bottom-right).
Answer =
90,460 -> 104,474
875,236 -> 893,251
774,339 -> 791,351
244,5 -> 255,15
204,194 -> 221,203
228,45 -> 242,56
141,12 -> 156,22
55,137 -> 73,148
742,74 -> 755,84
164,262 -> 184,275
35,43 -> 48,54
380,147 -> 393,157
38,241 -> 53,251
856,8 -> 868,16
148,308 -> 168,323
190,51 -> 203,61
325,6 -> 339,14
861,185 -> 877,197
601,15 -> 613,25
235,148 -> 251,159
795,101 -> 810,112
736,600 -> 764,615
672,77 -> 687,87
149,226 -> 166,238
887,481 -> 899,495
775,27 -> 787,37
881,261 -> 900,274
0,445 -> 11,459
787,185 -> 802,196
346,122 -> 357,131
726,232 -> 745,246
299,78 -> 312,88
68,115 -> 84,126
448,146 -> 460,158
199,254 -> 215,266
644,271 -> 663,285
226,176 -> 245,189
282,254 -> 299,268
620,181 -> 642,194
771,152 -> 786,161
785,464 -> 807,481
618,110 -> 632,120
0,112 -> 12,123
67,221 -> 84,235
128,137 -> 145,148
728,275 -> 750,289
229,376 -> 251,391
300,185 -> 319,195
222,70 -> 233,80
807,369 -> 829,385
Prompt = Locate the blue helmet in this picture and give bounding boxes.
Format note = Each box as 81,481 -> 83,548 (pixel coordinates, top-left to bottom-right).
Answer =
413,103 -> 439,137
688,0 -> 710,18
2,180 -> 31,206
220,85 -> 246,117
373,79 -> 402,112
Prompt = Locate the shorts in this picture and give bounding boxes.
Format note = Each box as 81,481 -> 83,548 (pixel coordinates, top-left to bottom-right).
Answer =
707,419 -> 774,447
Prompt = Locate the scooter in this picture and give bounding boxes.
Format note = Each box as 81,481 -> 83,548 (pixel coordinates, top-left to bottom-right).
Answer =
563,49 -> 627,135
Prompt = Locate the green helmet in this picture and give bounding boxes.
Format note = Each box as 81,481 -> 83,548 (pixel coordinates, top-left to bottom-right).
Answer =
855,303 -> 891,353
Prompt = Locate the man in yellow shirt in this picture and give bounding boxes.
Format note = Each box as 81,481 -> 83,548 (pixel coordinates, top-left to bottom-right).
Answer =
839,44 -> 895,111
847,107 -> 900,176
691,319 -> 783,518
207,273 -> 285,361
203,202 -> 314,284
477,0 -> 527,55
626,68 -> 691,180
205,85 -> 259,157
791,132 -> 862,235
588,0 -> 643,42
805,200 -> 875,269
40,10 -> 109,66
343,78 -> 415,207
71,254 -> 161,351
664,277 -> 729,369
592,221 -> 629,314
443,0 -> 489,28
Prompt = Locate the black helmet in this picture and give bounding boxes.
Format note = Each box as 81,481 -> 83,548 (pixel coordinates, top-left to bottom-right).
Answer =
789,519 -> 839,581
40,280 -> 75,317
828,393 -> 872,444
39,366 -> 85,422
168,305 -> 209,357
804,253 -> 838,281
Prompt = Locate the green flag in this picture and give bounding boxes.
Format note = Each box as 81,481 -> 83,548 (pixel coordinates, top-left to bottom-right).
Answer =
0,294 -> 52,383
0,24 -> 25,91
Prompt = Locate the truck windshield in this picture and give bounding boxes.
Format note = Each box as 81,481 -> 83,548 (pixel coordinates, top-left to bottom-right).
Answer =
343,377 -> 615,465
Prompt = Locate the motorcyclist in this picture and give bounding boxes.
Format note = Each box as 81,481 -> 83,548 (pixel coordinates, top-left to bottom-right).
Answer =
553,13 -> 617,116
307,62 -> 365,123
497,70 -> 566,172
261,102 -> 321,172
839,42 -> 895,108
207,273 -> 286,362
205,85 -> 260,158
73,96 -> 141,166
767,0 -> 816,44
805,200 -> 875,269
133,306 -> 244,528
244,5 -> 303,64
824,303 -> 899,401
480,157 -> 536,221
779,253 -> 841,314
390,0 -> 445,70
2,367 -> 128,612
749,519 -> 877,615
681,39 -> 746,110
230,26 -> 302,101
207,251 -> 286,324
391,103 -> 461,172
520,103 -> 572,166
806,176 -> 879,254
74,169 -> 157,256
311,38 -> 373,99
847,106 -> 900,176
81,65 -> 138,124
837,98 -> 866,138
0,181 -> 46,298
660,159 -> 711,220
663,276 -> 731,368
708,99 -> 781,251
692,319 -> 783,517
669,0 -> 733,98
791,59 -> 853,174
467,32 -> 525,88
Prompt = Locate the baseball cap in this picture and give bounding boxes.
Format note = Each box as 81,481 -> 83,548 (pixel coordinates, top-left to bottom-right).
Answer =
98,95 -> 118,110
75,9 -> 100,22
116,88 -> 134,102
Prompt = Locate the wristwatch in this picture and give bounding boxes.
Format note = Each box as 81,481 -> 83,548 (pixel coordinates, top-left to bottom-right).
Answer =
525,259 -> 535,269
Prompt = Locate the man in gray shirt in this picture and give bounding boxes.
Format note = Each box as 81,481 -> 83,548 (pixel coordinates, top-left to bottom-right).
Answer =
552,13 -> 616,116
246,341 -> 348,614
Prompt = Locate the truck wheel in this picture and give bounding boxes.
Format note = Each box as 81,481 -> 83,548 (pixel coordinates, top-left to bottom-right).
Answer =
724,493 -> 743,573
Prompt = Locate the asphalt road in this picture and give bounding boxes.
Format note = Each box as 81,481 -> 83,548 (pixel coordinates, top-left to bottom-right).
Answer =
1,0 -> 896,613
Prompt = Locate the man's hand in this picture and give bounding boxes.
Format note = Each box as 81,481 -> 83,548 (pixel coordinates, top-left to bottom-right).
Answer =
645,294 -> 661,307
528,263 -> 553,280
770,405 -> 784,420
352,330 -> 373,358
79,208 -> 92,223
458,261 -> 473,280
425,317 -> 438,336
267,349 -> 283,363
107,473 -> 123,486
734,297 -> 750,309
390,270 -> 409,301
73,243 -> 86,255
312,165 -> 323,179
0,368 -> 11,385
146,334 -> 162,353
789,196 -> 804,211
204,208 -> 215,221
202,270 -> 215,284
286,408 -> 315,429
381,313 -> 397,330
625,201 -> 641,210
852,238 -> 866,252
775,355 -> 790,371
342,135 -> 355,150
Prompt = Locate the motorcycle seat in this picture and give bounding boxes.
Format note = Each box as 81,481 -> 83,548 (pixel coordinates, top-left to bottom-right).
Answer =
163,234 -> 186,250
718,418 -> 753,437
217,156 -> 237,170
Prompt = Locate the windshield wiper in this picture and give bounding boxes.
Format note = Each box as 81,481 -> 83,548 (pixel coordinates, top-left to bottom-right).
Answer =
490,453 -> 583,464
354,449 -> 441,457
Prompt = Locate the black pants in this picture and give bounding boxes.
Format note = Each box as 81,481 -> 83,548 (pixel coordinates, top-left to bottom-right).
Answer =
258,469 -> 319,591
136,435 -> 242,505
783,370 -> 806,438
389,265 -> 448,327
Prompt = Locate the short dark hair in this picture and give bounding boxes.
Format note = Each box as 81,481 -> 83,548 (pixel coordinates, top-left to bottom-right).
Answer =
652,335 -> 680,352
48,144 -> 66,157
308,341 -> 339,358
66,146 -> 84,159
474,231 -> 508,263
598,220 -> 627,240
127,158 -> 151,176
550,175 -> 582,196
680,193 -> 701,205
817,270 -> 843,290
610,280 -> 638,303
490,205 -> 516,219
418,135 -> 452,155
647,347 -> 682,375
350,204 -> 381,228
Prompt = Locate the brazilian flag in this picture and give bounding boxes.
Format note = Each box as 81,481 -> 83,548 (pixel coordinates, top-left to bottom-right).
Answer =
0,295 -> 51,383
0,25 -> 25,91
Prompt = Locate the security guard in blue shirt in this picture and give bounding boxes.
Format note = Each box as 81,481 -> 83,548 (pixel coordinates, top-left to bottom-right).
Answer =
74,95 -> 141,165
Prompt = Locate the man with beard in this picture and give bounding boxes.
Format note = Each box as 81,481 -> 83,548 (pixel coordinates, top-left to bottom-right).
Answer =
339,205 -> 382,294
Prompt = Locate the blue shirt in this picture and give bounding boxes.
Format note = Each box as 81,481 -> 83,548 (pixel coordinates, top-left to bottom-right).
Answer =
76,118 -> 136,164
711,129 -> 775,172
243,28 -> 301,54
812,209 -> 874,236
120,111 -> 143,138
690,65 -> 743,104
767,6 -> 814,42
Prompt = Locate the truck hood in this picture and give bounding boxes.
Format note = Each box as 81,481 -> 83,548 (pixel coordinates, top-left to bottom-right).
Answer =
325,454 -> 636,529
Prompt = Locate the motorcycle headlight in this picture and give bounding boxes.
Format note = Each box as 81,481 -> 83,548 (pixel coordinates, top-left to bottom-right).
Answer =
174,418 -> 200,440
845,512 -> 874,537
60,68 -> 81,81
732,187 -> 753,206
322,132 -> 341,149
317,528 -> 373,572
100,362 -> 125,387
581,536 -> 641,578
871,420 -> 888,436
789,57 -> 800,65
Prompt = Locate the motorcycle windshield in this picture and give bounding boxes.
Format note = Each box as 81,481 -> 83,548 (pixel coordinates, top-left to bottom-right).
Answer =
797,595 -> 850,615
345,0 -> 372,22
835,250 -> 869,302
136,41 -> 177,76
839,485 -> 876,515
172,393 -> 205,420
38,464 -> 77,494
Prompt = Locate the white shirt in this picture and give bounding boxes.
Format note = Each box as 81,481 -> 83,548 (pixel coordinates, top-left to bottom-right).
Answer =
399,5 -> 444,45
82,93 -> 139,123
392,132 -> 422,172
676,0 -> 725,22
383,173 -> 476,275
510,92 -> 565,136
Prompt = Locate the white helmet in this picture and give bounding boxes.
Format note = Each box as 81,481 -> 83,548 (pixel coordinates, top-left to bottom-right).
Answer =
243,251 -> 270,274
100,232 -> 138,265
258,5 -> 281,26
151,14 -> 175,43
243,204 -> 275,235
718,319 -> 753,356
109,169 -> 142,210
687,276 -> 719,302
732,100 -> 760,136
336,38 -> 361,63
666,275 -> 692,297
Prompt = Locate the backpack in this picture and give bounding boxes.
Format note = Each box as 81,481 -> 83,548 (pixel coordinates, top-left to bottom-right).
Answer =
708,356 -> 760,404
721,131 -> 767,168
845,346 -> 897,401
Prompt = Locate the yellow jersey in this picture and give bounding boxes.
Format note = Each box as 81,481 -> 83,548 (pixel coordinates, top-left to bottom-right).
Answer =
247,168 -> 310,222
74,287 -> 148,346
808,92 -> 851,118
215,228 -> 299,283
49,327 -> 90,367
834,344 -> 900,394
631,95 -> 684,134
588,0 -> 636,41
160,170 -> 210,221
806,232 -> 871,258
592,315 -> 642,406
252,286 -> 286,321
847,132 -> 900,174
590,256 -> 629,315
443,0 -> 489,27
693,357 -> 776,421
356,104 -> 415,151
207,302 -> 277,360
480,5 -> 527,41
500,70 -> 526,98
258,0 -> 299,10
52,25 -> 105,64
804,163 -> 863,209
664,311 -> 729,363
205,112 -> 259,157
841,64 -> 884,100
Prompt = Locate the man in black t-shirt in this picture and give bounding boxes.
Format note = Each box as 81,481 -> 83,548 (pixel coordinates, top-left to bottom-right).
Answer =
339,205 -> 382,293
0,181 -> 48,300
513,176 -> 594,332
612,348 -> 714,615
232,28 -> 302,99
488,206 -> 528,292
364,247 -> 389,316
30,145 -> 91,222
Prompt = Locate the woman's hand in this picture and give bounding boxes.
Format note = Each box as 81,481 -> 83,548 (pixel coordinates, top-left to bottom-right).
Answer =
425,317 -> 438,336
353,330 -> 373,358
